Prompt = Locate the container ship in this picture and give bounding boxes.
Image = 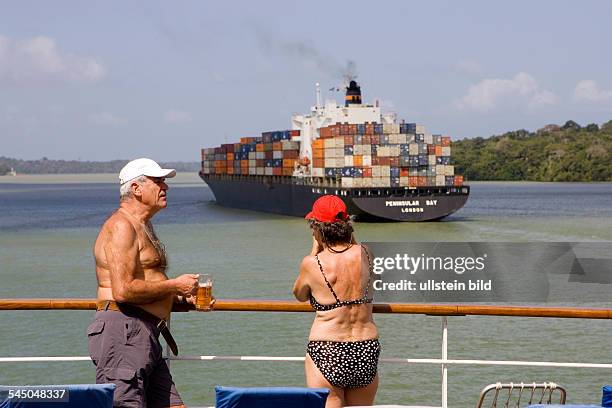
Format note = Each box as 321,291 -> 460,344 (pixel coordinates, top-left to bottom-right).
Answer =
199,81 -> 469,221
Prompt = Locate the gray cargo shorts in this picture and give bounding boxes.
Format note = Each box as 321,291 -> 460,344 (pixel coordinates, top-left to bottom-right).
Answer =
87,310 -> 183,408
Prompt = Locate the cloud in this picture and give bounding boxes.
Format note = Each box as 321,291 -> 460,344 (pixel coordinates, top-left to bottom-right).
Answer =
163,109 -> 191,124
574,80 -> 612,102
88,112 -> 127,126
0,34 -> 106,84
455,72 -> 558,112
455,59 -> 483,75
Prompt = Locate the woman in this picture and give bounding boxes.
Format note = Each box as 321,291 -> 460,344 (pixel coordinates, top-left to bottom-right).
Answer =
293,195 -> 380,408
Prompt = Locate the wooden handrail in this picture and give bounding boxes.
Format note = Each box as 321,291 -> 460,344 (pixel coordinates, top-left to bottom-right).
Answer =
1,299 -> 611,319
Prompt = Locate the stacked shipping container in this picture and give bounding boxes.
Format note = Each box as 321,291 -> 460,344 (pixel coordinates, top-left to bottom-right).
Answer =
312,122 -> 462,188
201,123 -> 463,188
201,130 -> 301,176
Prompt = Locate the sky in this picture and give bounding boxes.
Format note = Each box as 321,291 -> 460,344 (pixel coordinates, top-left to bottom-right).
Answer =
1,1 -> 611,161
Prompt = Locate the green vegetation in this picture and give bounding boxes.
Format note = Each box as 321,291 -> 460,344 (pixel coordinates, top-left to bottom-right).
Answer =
0,157 -> 199,175
453,120 -> 612,181
0,164 -> 11,175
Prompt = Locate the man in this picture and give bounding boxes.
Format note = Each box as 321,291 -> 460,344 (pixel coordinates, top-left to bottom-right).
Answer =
87,158 -> 199,408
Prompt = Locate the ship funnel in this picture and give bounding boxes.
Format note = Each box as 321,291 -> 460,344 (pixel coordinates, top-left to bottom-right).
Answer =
345,80 -> 362,106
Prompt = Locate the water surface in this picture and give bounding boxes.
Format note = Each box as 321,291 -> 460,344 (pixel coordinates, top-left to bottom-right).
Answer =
1,175 -> 611,407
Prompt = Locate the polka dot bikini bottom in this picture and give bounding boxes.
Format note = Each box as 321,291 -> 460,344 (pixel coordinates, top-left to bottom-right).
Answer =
307,339 -> 381,389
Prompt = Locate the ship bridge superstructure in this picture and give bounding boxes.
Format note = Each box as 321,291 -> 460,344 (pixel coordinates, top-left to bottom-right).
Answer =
291,81 -> 396,165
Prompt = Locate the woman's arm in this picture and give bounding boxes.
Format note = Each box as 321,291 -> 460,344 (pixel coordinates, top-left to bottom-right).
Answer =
310,235 -> 324,256
293,256 -> 313,301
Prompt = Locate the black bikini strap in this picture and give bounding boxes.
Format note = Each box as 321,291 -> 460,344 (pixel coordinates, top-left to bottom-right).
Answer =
315,254 -> 340,302
362,245 -> 373,298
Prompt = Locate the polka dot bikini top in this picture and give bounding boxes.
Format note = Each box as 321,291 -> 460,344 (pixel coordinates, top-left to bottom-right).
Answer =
309,245 -> 374,311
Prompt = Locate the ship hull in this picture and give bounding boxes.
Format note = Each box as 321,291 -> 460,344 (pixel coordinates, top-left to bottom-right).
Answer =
200,174 -> 469,221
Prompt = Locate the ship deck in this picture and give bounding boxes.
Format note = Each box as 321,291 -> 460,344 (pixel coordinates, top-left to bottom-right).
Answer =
201,173 -> 469,194
1,299 -> 611,407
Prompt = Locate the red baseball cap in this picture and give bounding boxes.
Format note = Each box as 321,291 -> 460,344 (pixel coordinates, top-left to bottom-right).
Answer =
305,195 -> 349,223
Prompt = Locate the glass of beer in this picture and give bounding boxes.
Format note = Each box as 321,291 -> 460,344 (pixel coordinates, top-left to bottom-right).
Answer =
196,274 -> 213,311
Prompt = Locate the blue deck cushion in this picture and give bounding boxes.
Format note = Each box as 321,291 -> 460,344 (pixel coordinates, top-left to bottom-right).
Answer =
527,405 -> 602,408
603,385 -> 612,407
0,384 -> 115,408
215,386 -> 329,408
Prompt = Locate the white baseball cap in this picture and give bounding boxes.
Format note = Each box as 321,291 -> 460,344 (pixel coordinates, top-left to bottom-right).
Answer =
119,158 -> 176,185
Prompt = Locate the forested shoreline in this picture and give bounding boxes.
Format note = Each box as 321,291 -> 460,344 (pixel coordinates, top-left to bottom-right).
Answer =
0,158 -> 199,175
453,120 -> 612,181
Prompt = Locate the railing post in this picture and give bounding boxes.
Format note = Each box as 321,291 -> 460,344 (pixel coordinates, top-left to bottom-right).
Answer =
441,316 -> 448,408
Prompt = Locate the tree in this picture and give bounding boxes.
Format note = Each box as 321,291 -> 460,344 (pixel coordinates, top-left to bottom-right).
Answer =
562,120 -> 581,131
585,123 -> 599,132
